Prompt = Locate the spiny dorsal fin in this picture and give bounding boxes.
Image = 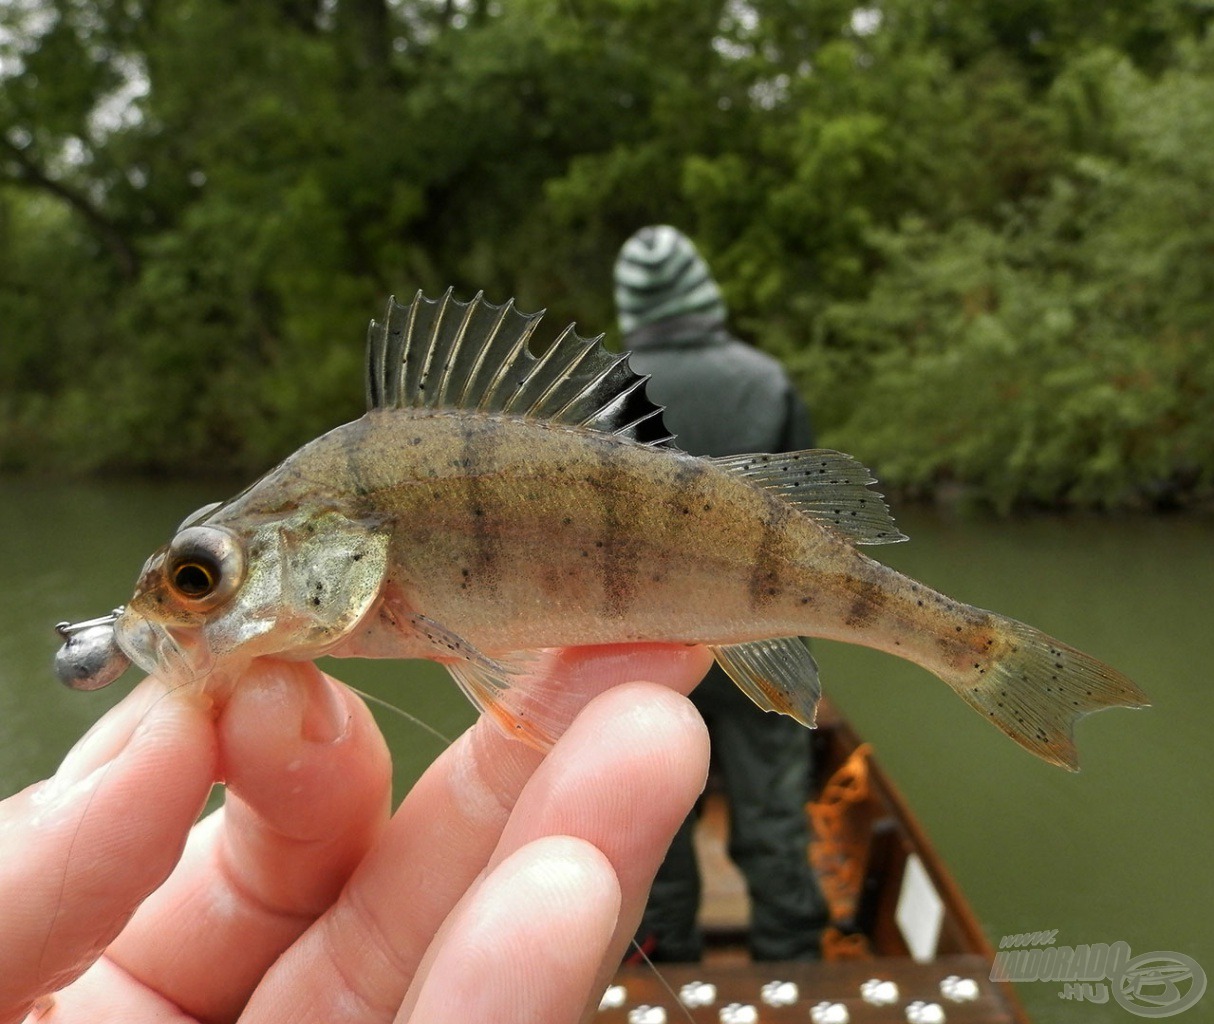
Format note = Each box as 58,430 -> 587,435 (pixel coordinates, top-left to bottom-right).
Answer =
711,449 -> 908,545
366,289 -> 676,447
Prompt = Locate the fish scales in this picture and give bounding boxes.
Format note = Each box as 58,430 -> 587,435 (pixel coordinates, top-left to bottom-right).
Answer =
62,290 -> 1145,771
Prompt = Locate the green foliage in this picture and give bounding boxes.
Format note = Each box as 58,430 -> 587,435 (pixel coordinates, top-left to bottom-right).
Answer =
1,0 -> 1213,508
814,39 -> 1214,509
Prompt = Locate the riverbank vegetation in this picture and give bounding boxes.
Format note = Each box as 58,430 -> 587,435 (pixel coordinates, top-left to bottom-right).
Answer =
3,1 -> 1213,510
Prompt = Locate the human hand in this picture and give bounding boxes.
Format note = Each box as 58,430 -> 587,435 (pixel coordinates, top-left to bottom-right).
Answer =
0,644 -> 712,1023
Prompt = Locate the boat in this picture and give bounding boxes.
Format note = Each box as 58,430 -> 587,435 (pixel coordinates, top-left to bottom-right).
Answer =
599,699 -> 1031,1023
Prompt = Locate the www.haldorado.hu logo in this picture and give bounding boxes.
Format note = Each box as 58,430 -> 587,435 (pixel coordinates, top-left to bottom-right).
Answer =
990,930 -> 1207,1017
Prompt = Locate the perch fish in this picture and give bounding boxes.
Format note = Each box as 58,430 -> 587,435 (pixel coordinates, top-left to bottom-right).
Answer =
55,291 -> 1147,769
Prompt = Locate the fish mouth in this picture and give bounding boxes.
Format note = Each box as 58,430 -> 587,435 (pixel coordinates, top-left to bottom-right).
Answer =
114,608 -> 209,685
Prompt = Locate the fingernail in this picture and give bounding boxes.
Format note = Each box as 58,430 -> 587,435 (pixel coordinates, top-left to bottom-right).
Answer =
300,672 -> 351,744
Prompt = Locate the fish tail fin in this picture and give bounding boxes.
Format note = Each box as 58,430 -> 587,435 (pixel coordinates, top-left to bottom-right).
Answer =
949,618 -> 1148,771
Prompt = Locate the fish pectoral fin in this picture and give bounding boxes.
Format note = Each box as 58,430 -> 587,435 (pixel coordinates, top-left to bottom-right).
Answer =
710,450 -> 907,546
709,637 -> 821,727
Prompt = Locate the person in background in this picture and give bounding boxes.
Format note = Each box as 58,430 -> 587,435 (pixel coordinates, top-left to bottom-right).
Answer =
615,224 -> 829,962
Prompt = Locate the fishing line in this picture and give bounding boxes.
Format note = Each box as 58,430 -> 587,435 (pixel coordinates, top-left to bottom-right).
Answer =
344,683 -> 453,748
625,939 -> 697,1024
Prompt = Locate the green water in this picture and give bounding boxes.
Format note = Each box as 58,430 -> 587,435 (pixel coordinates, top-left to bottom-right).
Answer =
2,479 -> 1211,1022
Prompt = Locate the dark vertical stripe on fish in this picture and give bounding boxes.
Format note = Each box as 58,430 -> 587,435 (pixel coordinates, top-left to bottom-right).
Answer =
670,455 -> 709,502
592,439 -> 641,619
339,415 -> 375,507
663,455 -> 709,527
461,417 -> 503,593
844,577 -> 889,629
748,497 -> 790,610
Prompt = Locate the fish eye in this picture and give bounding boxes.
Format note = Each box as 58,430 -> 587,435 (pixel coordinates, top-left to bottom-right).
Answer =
173,559 -> 217,597
165,526 -> 244,609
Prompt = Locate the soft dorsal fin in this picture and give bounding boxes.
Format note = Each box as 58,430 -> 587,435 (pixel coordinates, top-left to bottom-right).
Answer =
365,289 -> 676,447
711,449 -> 908,545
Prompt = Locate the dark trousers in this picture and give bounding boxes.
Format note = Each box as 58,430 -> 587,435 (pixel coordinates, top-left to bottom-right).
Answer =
638,666 -> 829,961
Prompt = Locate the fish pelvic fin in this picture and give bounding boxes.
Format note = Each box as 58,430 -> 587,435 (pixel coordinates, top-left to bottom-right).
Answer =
709,636 -> 821,727
953,618 -> 1149,771
384,610 -> 563,750
710,450 -> 907,546
446,656 -> 562,752
365,289 -> 677,447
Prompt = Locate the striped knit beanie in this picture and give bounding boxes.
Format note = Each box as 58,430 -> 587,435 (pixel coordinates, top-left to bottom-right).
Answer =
614,226 -> 727,334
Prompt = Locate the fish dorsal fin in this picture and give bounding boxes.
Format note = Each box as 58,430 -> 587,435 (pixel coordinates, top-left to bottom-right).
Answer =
365,289 -> 676,447
711,449 -> 908,545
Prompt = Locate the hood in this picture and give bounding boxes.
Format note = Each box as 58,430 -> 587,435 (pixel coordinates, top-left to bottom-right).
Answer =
613,225 -> 727,336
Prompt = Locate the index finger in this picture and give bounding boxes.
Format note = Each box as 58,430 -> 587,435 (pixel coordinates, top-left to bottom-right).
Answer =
239,642 -> 714,1023
105,659 -> 393,1024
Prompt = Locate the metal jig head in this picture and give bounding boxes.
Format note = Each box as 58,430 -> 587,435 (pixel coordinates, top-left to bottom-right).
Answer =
54,608 -> 131,691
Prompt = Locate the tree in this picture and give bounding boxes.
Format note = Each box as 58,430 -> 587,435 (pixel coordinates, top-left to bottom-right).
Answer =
1,0 -> 1212,507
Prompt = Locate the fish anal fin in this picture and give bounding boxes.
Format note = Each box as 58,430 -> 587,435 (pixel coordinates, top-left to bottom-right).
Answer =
711,450 -> 907,546
952,618 -> 1150,771
364,291 -> 676,448
709,637 -> 821,727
